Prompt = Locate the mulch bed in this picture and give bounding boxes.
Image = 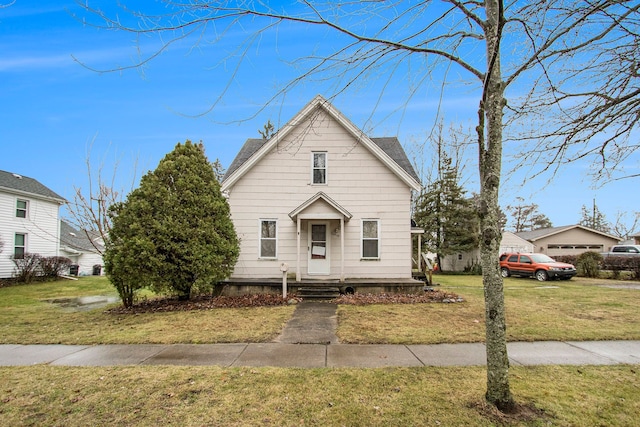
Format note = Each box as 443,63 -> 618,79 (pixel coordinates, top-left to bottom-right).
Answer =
106,290 -> 464,314
332,290 -> 464,305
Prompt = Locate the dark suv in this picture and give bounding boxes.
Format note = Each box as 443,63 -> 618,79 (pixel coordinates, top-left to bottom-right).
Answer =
499,253 -> 577,281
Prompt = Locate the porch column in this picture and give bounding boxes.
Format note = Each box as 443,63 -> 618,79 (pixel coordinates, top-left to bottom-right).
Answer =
417,234 -> 422,270
340,216 -> 345,282
296,216 -> 301,282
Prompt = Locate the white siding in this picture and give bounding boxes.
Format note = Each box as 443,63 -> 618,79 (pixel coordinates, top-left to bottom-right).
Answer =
60,249 -> 104,276
226,109 -> 414,280
0,191 -> 62,278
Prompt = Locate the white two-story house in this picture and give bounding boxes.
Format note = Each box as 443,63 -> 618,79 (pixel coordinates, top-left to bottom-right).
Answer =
221,95 -> 423,292
0,170 -> 66,278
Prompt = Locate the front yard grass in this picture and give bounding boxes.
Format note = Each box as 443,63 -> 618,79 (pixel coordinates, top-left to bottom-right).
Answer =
1,274 -> 639,345
337,275 -> 640,344
1,364 -> 638,426
0,277 -> 294,344
2,275 -> 639,425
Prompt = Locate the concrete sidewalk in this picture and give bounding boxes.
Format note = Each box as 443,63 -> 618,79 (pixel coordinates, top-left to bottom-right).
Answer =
1,341 -> 639,367
3,302 -> 639,368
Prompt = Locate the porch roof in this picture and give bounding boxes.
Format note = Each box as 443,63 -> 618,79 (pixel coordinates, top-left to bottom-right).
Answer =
288,192 -> 352,222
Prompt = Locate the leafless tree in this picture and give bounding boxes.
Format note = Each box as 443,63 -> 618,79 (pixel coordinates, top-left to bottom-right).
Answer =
612,211 -> 640,240
78,0 -> 638,411
66,138 -> 138,254
506,2 -> 640,184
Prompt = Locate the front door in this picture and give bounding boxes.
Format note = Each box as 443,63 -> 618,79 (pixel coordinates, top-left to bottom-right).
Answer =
308,222 -> 330,275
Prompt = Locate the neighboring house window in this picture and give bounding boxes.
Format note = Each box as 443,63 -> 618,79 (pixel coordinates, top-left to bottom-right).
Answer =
362,219 -> 380,259
16,199 -> 28,218
312,152 -> 327,184
14,233 -> 26,259
259,219 -> 277,258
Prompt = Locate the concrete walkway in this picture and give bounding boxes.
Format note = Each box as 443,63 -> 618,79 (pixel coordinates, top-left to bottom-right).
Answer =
1,302 -> 640,368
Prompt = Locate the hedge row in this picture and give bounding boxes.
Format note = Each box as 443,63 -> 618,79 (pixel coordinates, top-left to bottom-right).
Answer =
555,252 -> 640,280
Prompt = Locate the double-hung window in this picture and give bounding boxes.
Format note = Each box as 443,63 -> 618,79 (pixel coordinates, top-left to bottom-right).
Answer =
312,152 -> 327,185
361,219 -> 380,259
16,199 -> 27,218
259,219 -> 277,259
14,233 -> 26,259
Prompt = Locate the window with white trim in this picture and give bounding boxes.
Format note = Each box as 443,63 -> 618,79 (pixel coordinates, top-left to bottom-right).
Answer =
361,219 -> 380,259
259,219 -> 277,258
312,152 -> 327,184
14,233 -> 26,259
16,199 -> 27,218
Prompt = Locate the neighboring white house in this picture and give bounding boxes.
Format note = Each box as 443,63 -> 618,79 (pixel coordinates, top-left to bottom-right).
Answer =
0,170 -> 66,278
59,220 -> 105,276
440,231 -> 534,272
221,95 -> 422,283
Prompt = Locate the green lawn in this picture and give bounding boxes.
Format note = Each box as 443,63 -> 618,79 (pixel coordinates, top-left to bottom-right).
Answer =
337,274 -> 640,344
1,275 -> 639,345
0,277 -> 295,344
1,275 -> 639,426
1,365 -> 637,426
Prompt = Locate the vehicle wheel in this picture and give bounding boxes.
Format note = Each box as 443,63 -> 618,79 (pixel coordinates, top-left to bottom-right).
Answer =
500,267 -> 510,278
535,270 -> 548,282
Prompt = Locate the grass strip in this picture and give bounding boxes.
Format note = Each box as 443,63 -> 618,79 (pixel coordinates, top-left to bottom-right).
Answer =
1,364 -> 637,426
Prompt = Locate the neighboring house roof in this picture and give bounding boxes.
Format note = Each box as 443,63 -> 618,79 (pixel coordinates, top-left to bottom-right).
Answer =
516,225 -> 620,242
0,169 -> 66,203
222,95 -> 421,190
59,221 -> 104,254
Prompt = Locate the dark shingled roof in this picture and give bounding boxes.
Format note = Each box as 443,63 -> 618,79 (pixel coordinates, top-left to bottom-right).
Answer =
59,221 -> 103,253
223,138 -> 267,181
223,137 -> 420,184
0,170 -> 66,202
371,137 -> 420,183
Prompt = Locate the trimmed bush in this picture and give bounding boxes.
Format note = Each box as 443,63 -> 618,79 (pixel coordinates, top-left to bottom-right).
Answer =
576,251 -> 602,278
11,253 -> 43,284
602,256 -> 640,280
40,256 -> 73,280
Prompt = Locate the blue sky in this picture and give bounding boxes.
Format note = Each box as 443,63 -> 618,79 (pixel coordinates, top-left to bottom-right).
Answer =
1,1 -> 637,232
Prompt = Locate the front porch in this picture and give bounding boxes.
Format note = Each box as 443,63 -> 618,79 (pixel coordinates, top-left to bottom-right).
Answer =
219,277 -> 427,297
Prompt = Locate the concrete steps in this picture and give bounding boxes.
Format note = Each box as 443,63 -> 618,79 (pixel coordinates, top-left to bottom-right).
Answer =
298,287 -> 340,300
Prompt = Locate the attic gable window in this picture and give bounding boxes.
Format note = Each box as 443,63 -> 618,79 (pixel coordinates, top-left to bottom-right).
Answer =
312,152 -> 327,185
16,199 -> 27,218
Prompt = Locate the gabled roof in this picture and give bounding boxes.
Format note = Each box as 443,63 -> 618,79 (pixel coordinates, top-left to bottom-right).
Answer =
0,170 -> 66,203
59,220 -> 104,254
516,225 -> 620,242
288,192 -> 353,222
221,95 -> 421,191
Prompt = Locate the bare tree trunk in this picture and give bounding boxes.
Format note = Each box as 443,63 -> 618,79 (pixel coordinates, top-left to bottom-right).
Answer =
479,0 -> 514,412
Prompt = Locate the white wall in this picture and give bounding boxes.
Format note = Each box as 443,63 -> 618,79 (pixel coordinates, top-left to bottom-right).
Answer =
226,109 -> 414,280
60,249 -> 104,276
0,191 -> 61,278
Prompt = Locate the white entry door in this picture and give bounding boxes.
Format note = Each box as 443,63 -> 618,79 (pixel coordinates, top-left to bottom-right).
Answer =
308,222 -> 330,275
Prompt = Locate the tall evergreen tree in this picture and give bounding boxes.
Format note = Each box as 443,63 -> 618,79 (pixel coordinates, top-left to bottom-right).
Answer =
414,156 -> 479,271
506,197 -> 552,232
105,141 -> 239,303
579,202 -> 611,234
